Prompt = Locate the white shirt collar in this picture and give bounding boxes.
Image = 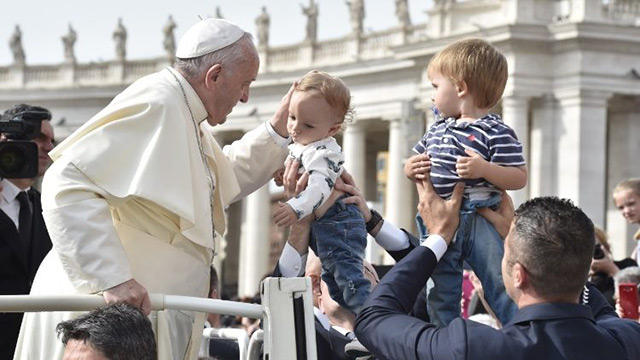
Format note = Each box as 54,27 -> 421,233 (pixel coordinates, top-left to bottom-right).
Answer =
1,178 -> 27,203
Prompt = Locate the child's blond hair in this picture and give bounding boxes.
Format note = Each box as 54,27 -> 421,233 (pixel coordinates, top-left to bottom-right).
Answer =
614,178 -> 640,240
295,71 -> 352,123
427,38 -> 508,109
614,178 -> 640,197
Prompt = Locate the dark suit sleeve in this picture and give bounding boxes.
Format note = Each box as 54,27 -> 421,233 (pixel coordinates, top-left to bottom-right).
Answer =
383,229 -> 429,321
355,246 -> 455,360
582,282 -> 618,319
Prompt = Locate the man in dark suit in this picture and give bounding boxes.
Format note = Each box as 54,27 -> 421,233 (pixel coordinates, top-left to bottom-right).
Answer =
355,179 -> 640,360
0,104 -> 55,359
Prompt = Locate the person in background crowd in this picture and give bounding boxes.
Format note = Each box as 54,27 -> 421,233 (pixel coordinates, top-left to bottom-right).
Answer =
0,104 -> 54,359
613,266 -> 640,322
613,178 -> 640,260
590,226 -> 637,305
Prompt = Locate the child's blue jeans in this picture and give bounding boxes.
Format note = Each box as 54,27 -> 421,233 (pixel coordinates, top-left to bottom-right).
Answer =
311,195 -> 370,315
416,193 -> 517,326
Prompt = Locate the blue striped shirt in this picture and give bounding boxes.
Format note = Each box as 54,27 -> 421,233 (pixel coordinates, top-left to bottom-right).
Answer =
413,114 -> 525,198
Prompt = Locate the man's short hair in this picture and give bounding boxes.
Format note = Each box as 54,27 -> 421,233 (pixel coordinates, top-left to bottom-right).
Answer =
427,38 -> 508,109
57,303 -> 157,360
510,197 -> 594,299
2,103 -> 51,121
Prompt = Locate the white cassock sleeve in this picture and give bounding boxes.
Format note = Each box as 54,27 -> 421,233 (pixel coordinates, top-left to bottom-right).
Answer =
41,156 -> 133,294
221,122 -> 289,205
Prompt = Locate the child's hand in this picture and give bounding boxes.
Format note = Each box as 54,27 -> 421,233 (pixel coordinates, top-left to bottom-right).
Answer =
273,202 -> 298,227
456,149 -> 487,179
404,154 -> 431,181
273,168 -> 285,187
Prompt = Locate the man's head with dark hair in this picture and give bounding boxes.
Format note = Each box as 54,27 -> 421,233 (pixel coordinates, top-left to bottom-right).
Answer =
57,303 -> 157,360
502,197 -> 595,303
1,103 -> 55,178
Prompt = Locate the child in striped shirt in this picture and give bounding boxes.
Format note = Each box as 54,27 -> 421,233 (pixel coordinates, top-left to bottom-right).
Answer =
405,38 -> 527,326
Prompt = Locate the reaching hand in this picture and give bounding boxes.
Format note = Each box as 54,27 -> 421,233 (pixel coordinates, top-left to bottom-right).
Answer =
335,169 -> 371,222
282,159 -> 309,201
404,154 -> 431,181
103,278 -> 151,315
416,178 -> 464,244
273,202 -> 299,227
270,82 -> 298,138
477,190 -> 515,239
273,168 -> 285,187
456,148 -> 488,180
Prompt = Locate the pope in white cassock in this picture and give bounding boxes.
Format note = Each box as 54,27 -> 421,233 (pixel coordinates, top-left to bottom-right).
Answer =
14,19 -> 291,360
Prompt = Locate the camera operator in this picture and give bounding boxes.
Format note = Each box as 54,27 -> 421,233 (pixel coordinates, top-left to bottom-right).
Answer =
590,226 -> 637,306
0,103 -> 55,359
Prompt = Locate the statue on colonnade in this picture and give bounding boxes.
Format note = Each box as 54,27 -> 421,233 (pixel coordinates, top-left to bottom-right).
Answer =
61,24 -> 77,64
255,6 -> 270,47
113,18 -> 127,61
302,0 -> 318,43
163,15 -> 177,59
9,25 -> 26,66
395,0 -> 411,27
346,0 -> 365,36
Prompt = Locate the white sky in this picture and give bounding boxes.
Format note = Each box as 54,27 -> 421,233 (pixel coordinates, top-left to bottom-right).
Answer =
0,0 -> 433,66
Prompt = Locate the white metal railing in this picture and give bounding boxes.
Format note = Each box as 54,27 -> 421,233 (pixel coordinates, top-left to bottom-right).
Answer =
0,277 -> 316,360
248,330 -> 264,360
0,294 -> 262,318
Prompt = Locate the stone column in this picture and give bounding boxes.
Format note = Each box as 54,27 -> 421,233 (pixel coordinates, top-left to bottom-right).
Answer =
529,94 -> 557,198
384,119 -> 414,239
342,120 -> 366,187
238,183 -> 271,297
606,96 -> 640,259
556,89 -> 611,226
501,95 -> 530,207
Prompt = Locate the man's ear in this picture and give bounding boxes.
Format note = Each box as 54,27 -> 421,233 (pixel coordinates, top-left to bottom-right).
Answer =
310,274 -> 322,296
204,64 -> 223,88
512,262 -> 527,290
456,79 -> 468,98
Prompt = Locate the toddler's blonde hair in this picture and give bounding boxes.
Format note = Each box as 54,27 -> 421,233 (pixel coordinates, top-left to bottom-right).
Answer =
295,70 -> 353,123
427,38 -> 508,109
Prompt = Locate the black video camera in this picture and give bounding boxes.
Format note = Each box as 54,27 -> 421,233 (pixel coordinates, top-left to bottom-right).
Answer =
594,243 -> 605,260
0,109 -> 49,178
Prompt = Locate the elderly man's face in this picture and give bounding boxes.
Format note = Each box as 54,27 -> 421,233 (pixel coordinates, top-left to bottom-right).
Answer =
205,50 -> 259,126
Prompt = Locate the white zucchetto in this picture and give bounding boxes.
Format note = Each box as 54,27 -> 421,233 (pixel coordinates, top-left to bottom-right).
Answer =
176,18 -> 244,59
